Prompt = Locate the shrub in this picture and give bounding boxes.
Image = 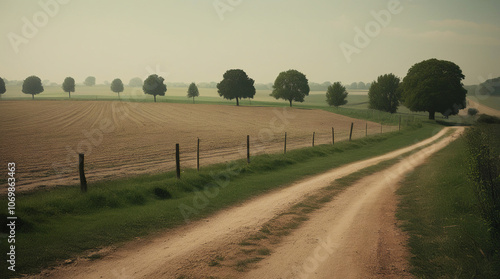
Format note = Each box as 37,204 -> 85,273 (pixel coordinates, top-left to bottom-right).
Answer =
153,187 -> 172,199
477,114 -> 500,124
467,108 -> 479,116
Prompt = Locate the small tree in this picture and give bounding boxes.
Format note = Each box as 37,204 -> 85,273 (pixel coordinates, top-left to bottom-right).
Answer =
22,76 -> 44,100
143,74 -> 167,102
84,76 -> 96,86
326,82 -> 348,107
62,77 -> 75,98
187,82 -> 199,104
0,77 -> 6,98
271,69 -> 310,107
129,77 -> 143,87
368,74 -> 401,113
401,58 -> 467,120
217,69 -> 255,106
111,78 -> 124,99
468,108 -> 479,116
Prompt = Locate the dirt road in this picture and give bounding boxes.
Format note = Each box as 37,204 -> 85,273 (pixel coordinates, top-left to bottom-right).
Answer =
33,127 -> 463,279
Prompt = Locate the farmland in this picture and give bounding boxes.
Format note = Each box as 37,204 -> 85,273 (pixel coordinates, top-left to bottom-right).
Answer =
0,100 -> 395,193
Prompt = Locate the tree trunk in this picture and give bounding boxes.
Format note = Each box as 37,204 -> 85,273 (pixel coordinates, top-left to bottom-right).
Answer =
236,97 -> 239,106
69,92 -> 71,99
429,110 -> 435,120
289,99 -> 292,107
154,95 -> 157,103
32,94 -> 34,100
118,92 -> 120,100
193,97 -> 195,104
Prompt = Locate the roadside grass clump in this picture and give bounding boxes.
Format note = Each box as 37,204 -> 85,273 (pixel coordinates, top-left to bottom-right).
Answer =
397,136 -> 500,278
1,122 -> 444,276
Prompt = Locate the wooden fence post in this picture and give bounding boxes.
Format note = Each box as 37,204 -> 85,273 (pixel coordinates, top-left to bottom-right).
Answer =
365,122 -> 368,137
312,132 -> 315,147
247,135 -> 250,164
381,123 -> 383,134
197,138 -> 200,171
284,132 -> 287,154
332,127 -> 334,145
349,122 -> 353,141
79,153 -> 87,193
399,115 -> 401,132
176,144 -> 181,179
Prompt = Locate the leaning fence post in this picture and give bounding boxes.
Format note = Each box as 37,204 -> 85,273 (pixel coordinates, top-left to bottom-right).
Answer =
176,143 -> 181,179
197,138 -> 200,171
349,122 -> 353,141
79,153 -> 87,193
332,127 -> 334,145
312,132 -> 315,147
284,132 -> 287,154
247,135 -> 250,164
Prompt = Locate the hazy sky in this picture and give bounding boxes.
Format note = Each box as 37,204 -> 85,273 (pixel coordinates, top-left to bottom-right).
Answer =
1,0 -> 499,85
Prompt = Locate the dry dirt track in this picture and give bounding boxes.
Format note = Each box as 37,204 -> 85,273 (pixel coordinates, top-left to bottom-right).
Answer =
34,127 -> 464,279
0,100 -> 392,193
465,99 -> 500,117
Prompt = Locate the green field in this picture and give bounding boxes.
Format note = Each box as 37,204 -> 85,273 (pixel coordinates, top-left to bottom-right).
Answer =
468,95 -> 500,110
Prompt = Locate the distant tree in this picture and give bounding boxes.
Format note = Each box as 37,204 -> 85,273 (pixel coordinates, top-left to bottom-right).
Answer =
401,58 -> 467,120
271,69 -> 310,107
143,74 -> 167,102
187,82 -> 200,103
0,77 -> 6,98
326,82 -> 348,107
111,78 -> 124,99
468,108 -> 479,116
62,77 -> 75,99
368,74 -> 401,113
217,69 -> 255,106
349,82 -> 358,90
22,76 -> 44,100
366,82 -> 371,89
84,76 -> 96,86
129,77 -> 143,87
358,81 -> 366,90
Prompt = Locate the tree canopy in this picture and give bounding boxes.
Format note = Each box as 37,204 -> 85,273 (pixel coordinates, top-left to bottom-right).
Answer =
84,76 -> 96,86
62,77 -> 75,99
22,76 -> 44,100
143,74 -> 167,102
187,82 -> 199,103
271,69 -> 310,107
129,77 -> 143,87
401,59 -> 467,120
368,73 -> 401,113
326,82 -> 348,107
0,77 -> 6,97
111,78 -> 124,98
217,69 -> 255,106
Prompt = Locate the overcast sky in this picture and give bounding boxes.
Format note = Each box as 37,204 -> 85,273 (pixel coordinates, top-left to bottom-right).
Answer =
1,0 -> 499,85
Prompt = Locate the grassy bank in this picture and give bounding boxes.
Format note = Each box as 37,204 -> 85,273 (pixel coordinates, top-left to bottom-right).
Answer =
397,135 -> 500,278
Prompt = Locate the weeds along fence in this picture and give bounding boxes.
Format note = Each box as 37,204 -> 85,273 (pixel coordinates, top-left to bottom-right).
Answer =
77,115 -> 423,190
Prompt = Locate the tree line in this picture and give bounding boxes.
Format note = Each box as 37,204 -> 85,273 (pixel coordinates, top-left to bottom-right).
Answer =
0,58 -> 469,119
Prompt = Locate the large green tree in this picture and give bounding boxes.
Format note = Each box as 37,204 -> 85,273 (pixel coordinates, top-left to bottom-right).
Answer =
143,74 -> 167,102
326,82 -> 348,107
84,76 -> 96,86
187,82 -> 199,104
62,77 -> 75,99
0,77 -> 6,98
22,76 -> 44,100
111,78 -> 124,99
368,73 -> 401,113
271,69 -> 310,107
401,59 -> 467,120
217,69 -> 255,106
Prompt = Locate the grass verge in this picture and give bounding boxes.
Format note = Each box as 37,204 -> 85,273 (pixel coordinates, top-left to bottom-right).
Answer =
397,135 -> 500,278
1,123 -> 443,277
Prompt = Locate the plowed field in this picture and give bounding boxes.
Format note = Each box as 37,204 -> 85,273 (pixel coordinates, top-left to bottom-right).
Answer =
0,101 -> 393,193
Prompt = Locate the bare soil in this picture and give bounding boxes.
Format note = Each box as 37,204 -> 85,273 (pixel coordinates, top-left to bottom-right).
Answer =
0,100 -> 392,193
30,127 -> 464,279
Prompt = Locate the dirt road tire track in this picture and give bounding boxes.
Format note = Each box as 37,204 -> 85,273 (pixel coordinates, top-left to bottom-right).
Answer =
32,127 -> 463,279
